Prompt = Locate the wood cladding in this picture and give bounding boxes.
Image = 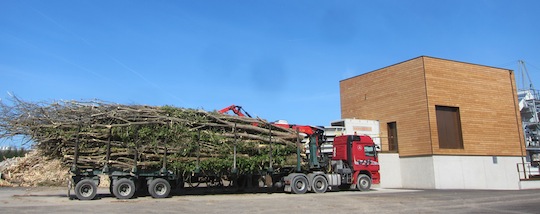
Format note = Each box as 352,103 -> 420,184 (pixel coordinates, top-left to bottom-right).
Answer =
340,56 -> 524,157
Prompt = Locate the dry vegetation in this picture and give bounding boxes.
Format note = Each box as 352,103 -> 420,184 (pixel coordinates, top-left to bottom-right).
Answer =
0,97 -> 302,186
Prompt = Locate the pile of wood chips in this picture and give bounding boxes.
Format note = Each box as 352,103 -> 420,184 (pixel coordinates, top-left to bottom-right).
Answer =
0,150 -> 69,187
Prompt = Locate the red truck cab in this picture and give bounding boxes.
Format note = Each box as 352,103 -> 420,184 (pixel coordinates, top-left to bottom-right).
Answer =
331,135 -> 380,190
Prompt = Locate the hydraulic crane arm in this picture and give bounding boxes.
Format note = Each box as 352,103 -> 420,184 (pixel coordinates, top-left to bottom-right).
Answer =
218,105 -> 252,118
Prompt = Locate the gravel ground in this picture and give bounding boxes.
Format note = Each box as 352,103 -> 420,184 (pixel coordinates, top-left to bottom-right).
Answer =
1,187 -> 539,214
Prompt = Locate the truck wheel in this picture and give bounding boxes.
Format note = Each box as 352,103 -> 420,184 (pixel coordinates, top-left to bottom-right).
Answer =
113,178 -> 136,199
291,175 -> 308,194
356,174 -> 371,191
149,178 -> 171,198
75,179 -> 97,200
311,175 -> 328,193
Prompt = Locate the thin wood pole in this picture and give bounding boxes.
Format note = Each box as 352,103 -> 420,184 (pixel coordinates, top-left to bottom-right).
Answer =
72,122 -> 81,172
104,127 -> 112,172
296,128 -> 301,172
233,122 -> 237,172
196,129 -> 201,173
268,125 -> 273,172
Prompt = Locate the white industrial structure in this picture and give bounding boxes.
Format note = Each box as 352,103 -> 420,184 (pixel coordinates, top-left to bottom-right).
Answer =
517,60 -> 540,179
323,119 -> 380,154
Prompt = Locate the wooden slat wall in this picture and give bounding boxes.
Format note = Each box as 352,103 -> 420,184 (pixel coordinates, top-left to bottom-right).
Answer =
340,57 -> 432,156
424,57 -> 523,156
340,56 -> 524,157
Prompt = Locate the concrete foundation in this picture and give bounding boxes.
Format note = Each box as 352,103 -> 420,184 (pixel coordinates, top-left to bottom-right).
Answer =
379,154 -> 526,190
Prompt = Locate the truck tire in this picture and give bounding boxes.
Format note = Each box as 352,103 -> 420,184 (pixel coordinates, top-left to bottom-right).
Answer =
311,175 -> 328,193
113,178 -> 136,199
291,175 -> 308,194
148,178 -> 171,198
356,174 -> 371,191
74,179 -> 97,200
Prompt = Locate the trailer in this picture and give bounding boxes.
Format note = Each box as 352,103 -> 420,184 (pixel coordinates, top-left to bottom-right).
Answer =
69,124 -> 380,200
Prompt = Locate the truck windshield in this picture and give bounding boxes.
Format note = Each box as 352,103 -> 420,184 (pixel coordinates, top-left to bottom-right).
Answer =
364,145 -> 376,157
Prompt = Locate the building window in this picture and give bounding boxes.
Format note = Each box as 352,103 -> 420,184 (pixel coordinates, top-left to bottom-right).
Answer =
436,106 -> 464,149
387,122 -> 398,152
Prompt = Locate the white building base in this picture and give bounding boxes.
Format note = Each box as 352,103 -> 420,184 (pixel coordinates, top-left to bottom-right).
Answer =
519,180 -> 540,189
378,154 -> 524,190
378,153 -> 403,188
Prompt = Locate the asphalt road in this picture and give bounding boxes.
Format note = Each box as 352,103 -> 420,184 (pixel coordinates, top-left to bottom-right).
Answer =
0,187 -> 539,214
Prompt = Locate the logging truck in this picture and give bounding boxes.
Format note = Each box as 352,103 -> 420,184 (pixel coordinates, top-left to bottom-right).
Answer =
69,130 -> 380,200
69,121 -> 380,200
0,99 -> 379,200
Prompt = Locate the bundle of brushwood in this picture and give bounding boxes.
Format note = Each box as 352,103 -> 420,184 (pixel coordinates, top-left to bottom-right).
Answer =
0,97 -> 301,174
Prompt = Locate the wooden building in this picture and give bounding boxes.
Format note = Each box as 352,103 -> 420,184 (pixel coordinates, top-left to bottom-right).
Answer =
340,56 -> 527,189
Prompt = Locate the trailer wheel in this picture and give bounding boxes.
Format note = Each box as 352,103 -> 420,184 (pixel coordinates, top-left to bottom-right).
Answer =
149,178 -> 171,198
356,174 -> 371,191
113,178 -> 136,199
311,175 -> 328,193
291,175 -> 308,194
75,179 -> 97,200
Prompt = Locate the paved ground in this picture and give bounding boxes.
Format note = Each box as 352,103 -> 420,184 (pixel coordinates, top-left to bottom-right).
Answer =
0,187 -> 539,214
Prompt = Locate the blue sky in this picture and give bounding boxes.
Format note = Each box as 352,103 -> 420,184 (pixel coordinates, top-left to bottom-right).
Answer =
1,0 -> 540,142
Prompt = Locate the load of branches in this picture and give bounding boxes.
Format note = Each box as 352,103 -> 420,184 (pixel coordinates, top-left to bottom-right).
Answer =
0,97 -> 301,175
